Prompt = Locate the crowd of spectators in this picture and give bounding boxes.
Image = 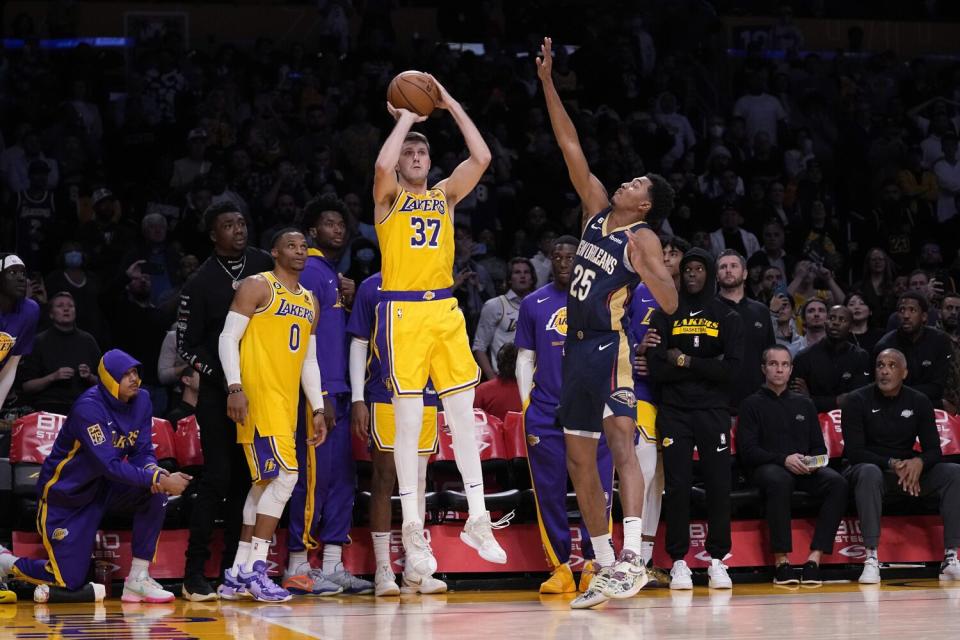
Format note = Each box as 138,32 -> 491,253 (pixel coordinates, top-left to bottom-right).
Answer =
3,1 -> 960,420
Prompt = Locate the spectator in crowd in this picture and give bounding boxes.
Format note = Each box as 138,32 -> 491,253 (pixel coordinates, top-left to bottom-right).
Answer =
122,213 -> 182,306
841,348 -> 960,583
940,292 -> 960,415
44,242 -> 109,348
258,191 -> 301,250
855,249 -> 899,328
941,291 -> 960,341
885,269 -> 942,330
453,224 -> 496,337
874,291 -> 953,406
933,133 -> 960,224
12,160 -> 58,273
78,188 -> 138,279
754,220 -> 796,281
170,129 -> 211,193
1,128 -> 59,194
530,228 -> 557,288
897,146 -> 939,219
737,345 -> 848,586
791,305 -> 871,412
473,257 -> 534,380
108,260 -> 170,413
771,291 -> 798,347
474,343 -> 522,422
845,292 -> 886,354
733,72 -> 788,147
18,291 -> 100,414
787,260 -> 844,313
789,298 -> 828,356
709,205 -> 760,259
716,250 -> 775,413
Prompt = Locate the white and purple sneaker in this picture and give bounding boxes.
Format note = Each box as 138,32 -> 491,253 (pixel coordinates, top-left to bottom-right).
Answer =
217,568 -> 253,601
238,561 -> 292,603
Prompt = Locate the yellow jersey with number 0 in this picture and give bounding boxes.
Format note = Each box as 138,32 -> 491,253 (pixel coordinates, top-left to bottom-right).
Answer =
376,187 -> 454,291
237,271 -> 316,441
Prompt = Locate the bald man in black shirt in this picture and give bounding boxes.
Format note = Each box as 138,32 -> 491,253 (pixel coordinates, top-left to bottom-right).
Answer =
841,348 -> 960,584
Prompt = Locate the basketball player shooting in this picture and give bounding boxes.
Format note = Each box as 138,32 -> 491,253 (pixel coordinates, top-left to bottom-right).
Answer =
536,37 -> 677,608
372,74 -> 507,575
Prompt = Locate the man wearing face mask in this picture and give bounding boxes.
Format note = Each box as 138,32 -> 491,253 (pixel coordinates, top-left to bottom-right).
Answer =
791,305 -> 871,412
45,243 -> 109,347
648,248 -> 743,590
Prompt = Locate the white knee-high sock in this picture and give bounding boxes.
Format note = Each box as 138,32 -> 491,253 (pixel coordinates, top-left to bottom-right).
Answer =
417,455 -> 429,525
393,396 -> 425,525
636,443 -> 663,538
441,390 -> 486,517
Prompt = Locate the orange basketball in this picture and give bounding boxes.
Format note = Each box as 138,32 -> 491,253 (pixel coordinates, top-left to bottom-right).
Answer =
387,71 -> 439,117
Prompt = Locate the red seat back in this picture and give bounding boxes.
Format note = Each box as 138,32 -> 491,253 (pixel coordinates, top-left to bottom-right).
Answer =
936,410 -> 960,456
433,410 -> 507,462
502,411 -> 526,460
729,417 -> 738,455
151,418 -> 177,461
821,410 -> 844,459
10,412 -> 66,464
175,415 -> 204,467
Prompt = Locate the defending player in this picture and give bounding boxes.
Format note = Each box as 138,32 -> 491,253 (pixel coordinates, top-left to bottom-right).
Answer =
372,74 -> 506,574
348,272 -> 447,596
0,349 -> 191,603
515,235 -> 615,594
217,229 -> 333,603
537,37 -> 678,609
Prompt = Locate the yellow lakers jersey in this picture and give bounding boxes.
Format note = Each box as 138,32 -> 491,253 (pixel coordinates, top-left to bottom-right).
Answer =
376,187 -> 454,291
237,271 -> 316,441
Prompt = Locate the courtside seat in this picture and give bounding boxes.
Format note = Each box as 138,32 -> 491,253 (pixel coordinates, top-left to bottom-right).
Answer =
501,411 -> 530,490
10,412 -> 65,530
0,457 -> 12,522
174,416 -> 204,475
431,410 -> 512,491
440,488 -> 521,515
352,490 -> 442,525
151,418 -> 179,473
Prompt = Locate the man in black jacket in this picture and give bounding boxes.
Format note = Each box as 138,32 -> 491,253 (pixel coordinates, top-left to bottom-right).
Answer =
873,291 -> 953,406
716,249 -> 775,413
648,247 -> 743,590
738,345 -> 847,586
841,348 -> 960,584
791,305 -> 871,412
177,203 -> 274,600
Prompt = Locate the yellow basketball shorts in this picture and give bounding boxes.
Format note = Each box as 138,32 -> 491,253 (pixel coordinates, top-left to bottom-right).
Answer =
370,402 -> 439,455
374,293 -> 480,398
243,429 -> 297,482
636,400 -> 658,445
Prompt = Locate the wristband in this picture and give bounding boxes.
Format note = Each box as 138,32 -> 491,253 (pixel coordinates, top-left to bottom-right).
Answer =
228,387 -> 244,395
312,407 -> 325,416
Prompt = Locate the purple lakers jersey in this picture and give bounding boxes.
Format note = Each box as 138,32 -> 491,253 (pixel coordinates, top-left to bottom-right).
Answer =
628,282 -> 660,404
514,283 -> 567,407
301,249 -> 348,394
0,297 -> 40,365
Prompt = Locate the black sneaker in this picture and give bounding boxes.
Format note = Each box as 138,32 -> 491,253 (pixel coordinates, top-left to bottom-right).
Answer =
800,561 -> 822,586
773,563 -> 799,585
181,573 -> 218,601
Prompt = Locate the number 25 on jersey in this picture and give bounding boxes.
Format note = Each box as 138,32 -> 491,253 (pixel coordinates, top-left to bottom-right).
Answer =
410,216 -> 441,248
570,264 -> 595,301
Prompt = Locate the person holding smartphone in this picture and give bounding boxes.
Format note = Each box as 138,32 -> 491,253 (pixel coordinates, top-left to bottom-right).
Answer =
737,344 -> 848,586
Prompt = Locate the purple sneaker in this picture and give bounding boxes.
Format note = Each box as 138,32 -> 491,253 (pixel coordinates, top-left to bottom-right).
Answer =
217,568 -> 253,601
238,561 -> 292,603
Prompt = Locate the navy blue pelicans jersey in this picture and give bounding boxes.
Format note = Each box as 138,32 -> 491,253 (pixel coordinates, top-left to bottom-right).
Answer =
567,209 -> 645,333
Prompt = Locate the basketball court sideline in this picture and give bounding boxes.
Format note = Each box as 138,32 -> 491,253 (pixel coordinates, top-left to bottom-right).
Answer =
4,581 -> 959,639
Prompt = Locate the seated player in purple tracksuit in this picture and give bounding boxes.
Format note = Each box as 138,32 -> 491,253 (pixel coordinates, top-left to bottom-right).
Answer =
515,235 -> 614,594
0,349 -> 192,602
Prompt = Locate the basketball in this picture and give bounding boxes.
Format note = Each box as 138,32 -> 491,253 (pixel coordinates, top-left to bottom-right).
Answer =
387,70 -> 439,117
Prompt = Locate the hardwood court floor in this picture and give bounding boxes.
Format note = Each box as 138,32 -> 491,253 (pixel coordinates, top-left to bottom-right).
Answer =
4,580 -> 960,639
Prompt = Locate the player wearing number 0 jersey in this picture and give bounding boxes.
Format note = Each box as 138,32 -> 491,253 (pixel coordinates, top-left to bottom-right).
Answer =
372,74 -> 506,576
537,35 -> 678,609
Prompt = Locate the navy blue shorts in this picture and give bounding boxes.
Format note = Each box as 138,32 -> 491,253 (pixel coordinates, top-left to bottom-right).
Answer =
556,329 -> 637,436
